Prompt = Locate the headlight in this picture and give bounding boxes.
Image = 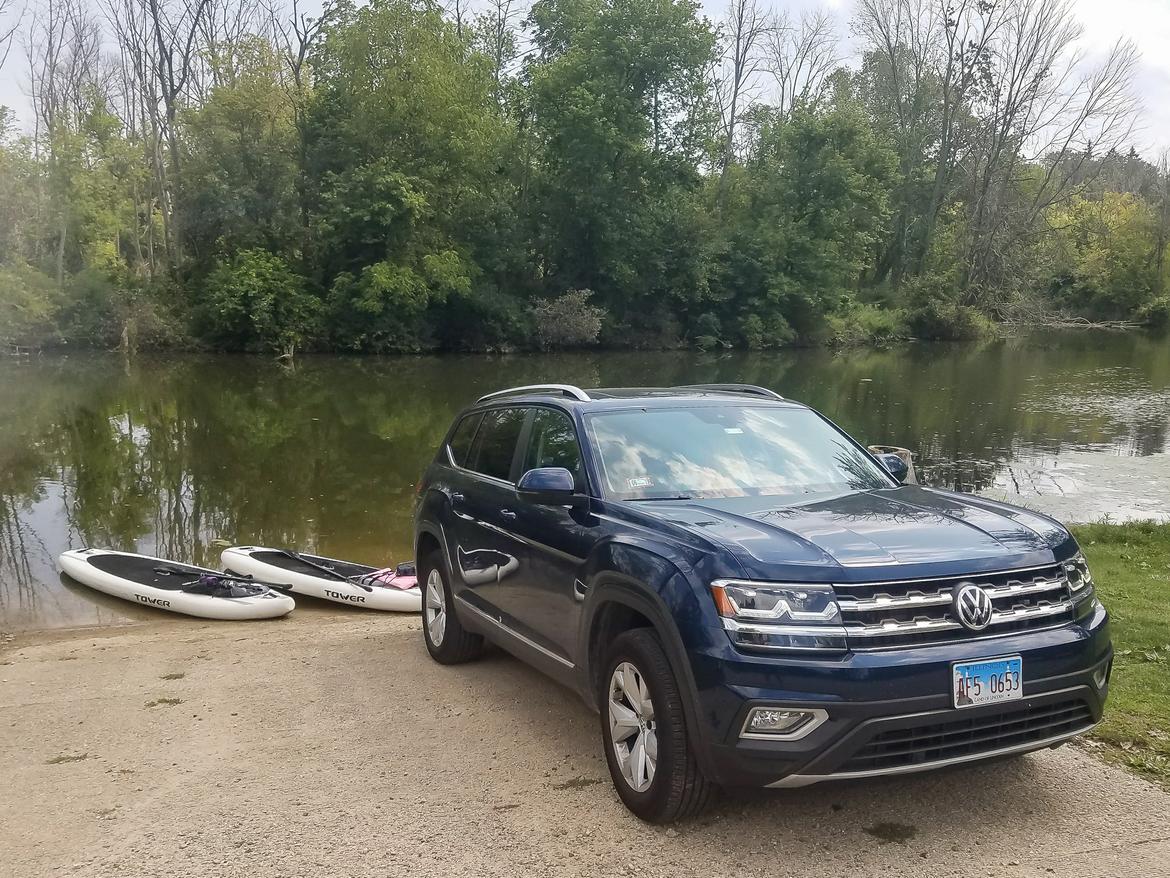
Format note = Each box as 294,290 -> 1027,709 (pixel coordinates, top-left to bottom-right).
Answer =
1063,552 -> 1095,601
711,580 -> 848,652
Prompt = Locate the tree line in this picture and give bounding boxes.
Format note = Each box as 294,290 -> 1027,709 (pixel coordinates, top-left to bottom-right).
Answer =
0,0 -> 1167,355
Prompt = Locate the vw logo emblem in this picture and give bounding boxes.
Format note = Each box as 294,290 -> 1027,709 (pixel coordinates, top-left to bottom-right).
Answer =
953,583 -> 994,631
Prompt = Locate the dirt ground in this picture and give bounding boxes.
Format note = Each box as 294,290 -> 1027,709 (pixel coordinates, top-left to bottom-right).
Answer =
3,611 -> 1169,878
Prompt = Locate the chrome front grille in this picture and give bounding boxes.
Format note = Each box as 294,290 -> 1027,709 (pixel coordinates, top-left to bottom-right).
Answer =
836,563 -> 1076,649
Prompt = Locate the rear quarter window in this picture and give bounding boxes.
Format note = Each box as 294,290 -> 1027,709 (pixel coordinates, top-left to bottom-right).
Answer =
447,413 -> 483,467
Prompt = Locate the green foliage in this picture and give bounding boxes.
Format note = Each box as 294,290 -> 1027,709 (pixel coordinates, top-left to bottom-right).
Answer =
0,264 -> 62,347
711,104 -> 897,341
1,0 -> 1164,353
900,271 -> 990,341
737,312 -> 795,350
303,0 -> 509,352
200,249 -> 320,356
1046,193 -> 1168,321
904,301 -> 992,342
826,303 -> 906,348
26,263 -> 187,352
530,289 -> 606,350
526,0 -> 717,322
1136,297 -> 1170,328
181,38 -> 301,258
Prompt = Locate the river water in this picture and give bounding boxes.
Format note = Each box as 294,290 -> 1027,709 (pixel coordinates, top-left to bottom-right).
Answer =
2,330 -> 1168,631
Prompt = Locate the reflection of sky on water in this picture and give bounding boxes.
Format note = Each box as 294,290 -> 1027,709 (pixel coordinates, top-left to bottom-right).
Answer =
0,479 -> 142,630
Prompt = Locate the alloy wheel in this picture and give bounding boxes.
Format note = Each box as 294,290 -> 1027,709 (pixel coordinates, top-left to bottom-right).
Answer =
425,568 -> 447,646
608,661 -> 657,793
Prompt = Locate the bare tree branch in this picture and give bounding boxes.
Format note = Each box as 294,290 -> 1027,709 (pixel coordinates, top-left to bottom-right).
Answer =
714,0 -> 770,204
0,0 -> 25,70
766,7 -> 839,121
960,0 -> 1141,299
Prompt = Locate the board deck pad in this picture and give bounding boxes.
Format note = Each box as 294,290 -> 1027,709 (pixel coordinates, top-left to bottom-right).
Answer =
86,553 -> 213,590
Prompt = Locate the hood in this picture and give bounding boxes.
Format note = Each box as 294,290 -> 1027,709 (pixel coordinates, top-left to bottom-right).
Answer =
631,485 -> 1071,580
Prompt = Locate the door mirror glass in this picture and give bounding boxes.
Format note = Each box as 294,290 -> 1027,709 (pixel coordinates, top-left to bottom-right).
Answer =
876,452 -> 909,483
518,467 -> 584,506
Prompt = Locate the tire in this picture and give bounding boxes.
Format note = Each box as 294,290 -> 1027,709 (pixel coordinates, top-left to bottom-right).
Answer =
419,549 -> 483,664
599,628 -> 715,823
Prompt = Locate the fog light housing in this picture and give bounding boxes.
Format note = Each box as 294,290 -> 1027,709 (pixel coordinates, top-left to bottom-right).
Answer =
741,707 -> 828,740
1093,659 -> 1112,690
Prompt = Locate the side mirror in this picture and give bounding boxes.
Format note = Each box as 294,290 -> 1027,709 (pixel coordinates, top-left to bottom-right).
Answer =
517,467 -> 586,507
876,452 -> 909,483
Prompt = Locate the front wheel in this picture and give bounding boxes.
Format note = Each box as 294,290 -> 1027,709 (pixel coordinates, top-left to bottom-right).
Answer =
419,549 -> 483,664
599,628 -> 715,823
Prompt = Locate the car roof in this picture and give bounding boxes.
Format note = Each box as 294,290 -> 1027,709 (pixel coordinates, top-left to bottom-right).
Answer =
470,384 -> 807,411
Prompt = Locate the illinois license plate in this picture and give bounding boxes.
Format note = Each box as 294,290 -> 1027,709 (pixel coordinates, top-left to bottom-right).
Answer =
952,656 -> 1023,709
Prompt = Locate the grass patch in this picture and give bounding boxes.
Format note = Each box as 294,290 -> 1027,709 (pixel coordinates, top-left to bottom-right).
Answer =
1072,521 -> 1170,787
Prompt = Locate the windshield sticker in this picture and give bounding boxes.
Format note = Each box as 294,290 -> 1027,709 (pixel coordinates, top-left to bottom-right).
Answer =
724,427 -> 744,434
627,477 -> 654,489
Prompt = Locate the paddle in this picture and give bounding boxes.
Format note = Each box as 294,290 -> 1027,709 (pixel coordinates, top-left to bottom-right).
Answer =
276,549 -> 375,592
153,566 -> 289,593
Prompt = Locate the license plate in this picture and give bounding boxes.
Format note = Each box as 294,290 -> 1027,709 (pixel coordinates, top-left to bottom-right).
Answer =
952,656 -> 1023,709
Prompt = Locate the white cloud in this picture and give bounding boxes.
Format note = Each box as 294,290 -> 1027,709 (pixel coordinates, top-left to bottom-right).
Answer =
1072,0 -> 1170,155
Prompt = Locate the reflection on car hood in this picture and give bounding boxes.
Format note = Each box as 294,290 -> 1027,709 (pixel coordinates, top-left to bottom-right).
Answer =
632,485 -> 1071,577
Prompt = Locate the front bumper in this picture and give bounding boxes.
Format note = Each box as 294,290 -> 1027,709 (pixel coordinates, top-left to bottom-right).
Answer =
690,601 -> 1111,788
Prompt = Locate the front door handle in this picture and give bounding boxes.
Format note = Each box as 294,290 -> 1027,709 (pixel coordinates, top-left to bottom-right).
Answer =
500,508 -> 517,520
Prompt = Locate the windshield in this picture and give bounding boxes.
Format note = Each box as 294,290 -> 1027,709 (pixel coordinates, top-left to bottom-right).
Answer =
585,405 -> 891,500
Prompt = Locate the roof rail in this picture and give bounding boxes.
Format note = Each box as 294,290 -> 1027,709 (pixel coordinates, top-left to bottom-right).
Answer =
476,384 -> 592,403
675,383 -> 784,400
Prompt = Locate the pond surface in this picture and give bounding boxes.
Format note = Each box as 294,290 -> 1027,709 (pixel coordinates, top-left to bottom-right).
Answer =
2,330 -> 1168,631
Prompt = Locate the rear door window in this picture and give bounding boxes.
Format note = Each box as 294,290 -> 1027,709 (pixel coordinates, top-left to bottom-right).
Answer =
447,413 -> 483,467
467,407 -> 527,481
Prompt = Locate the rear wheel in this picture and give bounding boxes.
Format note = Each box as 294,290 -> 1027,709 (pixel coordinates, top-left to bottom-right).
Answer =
419,549 -> 483,664
599,628 -> 714,823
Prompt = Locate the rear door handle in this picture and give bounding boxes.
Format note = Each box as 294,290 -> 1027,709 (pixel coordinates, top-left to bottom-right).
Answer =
500,508 -> 517,520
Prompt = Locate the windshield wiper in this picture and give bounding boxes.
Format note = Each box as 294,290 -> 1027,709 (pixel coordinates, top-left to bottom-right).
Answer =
626,495 -> 694,502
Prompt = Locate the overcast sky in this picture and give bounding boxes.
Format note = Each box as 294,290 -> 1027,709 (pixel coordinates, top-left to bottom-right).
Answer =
1,0 -> 1167,155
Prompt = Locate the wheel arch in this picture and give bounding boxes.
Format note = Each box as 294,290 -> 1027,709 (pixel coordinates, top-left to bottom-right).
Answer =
415,526 -> 442,563
579,571 -> 719,783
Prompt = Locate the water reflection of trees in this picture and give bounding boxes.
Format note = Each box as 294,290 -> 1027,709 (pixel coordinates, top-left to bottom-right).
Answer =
0,333 -> 1167,624
0,355 -> 469,622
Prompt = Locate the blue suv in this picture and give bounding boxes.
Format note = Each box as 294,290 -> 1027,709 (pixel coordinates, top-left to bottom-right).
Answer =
413,384 -> 1111,822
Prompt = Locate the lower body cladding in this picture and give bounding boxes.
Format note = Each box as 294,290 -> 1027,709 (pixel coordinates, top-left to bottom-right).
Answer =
690,603 -> 1112,788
